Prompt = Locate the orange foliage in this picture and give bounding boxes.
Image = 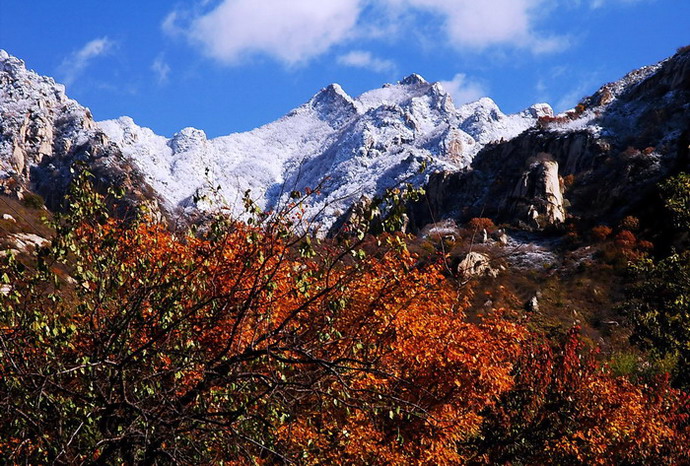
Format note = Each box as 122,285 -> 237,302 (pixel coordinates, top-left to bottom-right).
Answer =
467,217 -> 497,233
591,225 -> 613,242
615,230 -> 638,249
0,195 -> 688,463
465,328 -> 690,464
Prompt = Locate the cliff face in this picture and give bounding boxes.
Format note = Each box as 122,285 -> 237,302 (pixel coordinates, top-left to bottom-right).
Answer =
505,159 -> 565,228
410,48 -> 690,231
0,51 -> 162,216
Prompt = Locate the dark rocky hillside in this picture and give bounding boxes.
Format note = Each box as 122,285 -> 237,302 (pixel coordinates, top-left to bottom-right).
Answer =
410,47 -> 690,232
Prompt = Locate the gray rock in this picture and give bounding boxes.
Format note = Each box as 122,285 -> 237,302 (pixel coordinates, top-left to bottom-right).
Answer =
458,251 -> 497,278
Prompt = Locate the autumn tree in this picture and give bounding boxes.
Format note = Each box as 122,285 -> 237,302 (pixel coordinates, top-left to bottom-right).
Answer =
1,171 -> 688,464
463,328 -> 690,465
0,172 -> 525,463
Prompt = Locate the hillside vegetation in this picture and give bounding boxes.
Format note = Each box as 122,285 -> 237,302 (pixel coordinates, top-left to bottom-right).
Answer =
1,173 -> 689,464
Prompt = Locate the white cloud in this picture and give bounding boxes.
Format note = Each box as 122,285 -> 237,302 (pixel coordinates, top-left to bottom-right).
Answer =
174,0 -> 363,65
151,55 -> 171,84
163,0 -> 647,67
337,50 -> 396,73
439,73 -> 487,105
59,37 -> 115,86
383,0 -> 568,54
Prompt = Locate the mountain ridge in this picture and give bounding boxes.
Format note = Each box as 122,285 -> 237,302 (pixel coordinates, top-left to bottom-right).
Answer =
0,49 -> 554,230
2,47 -> 688,234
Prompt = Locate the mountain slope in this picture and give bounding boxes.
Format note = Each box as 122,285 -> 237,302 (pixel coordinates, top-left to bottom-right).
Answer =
95,73 -> 551,229
3,48 -> 688,235
0,50 -> 160,215
411,47 -> 690,231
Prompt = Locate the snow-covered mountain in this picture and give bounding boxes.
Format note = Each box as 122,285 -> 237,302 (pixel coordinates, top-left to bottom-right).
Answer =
0,49 -> 554,230
3,47 -> 687,235
96,73 -> 552,228
411,47 -> 690,231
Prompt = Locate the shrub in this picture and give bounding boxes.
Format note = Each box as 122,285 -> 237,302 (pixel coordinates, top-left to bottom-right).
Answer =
660,173 -> 690,231
467,217 -> 496,233
21,191 -> 44,209
591,225 -> 613,242
638,240 -> 654,251
619,215 -> 640,231
615,230 -> 637,249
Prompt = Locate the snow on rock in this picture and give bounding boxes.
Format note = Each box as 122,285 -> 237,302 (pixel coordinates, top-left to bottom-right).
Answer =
97,74 -> 549,229
0,50 -> 95,182
0,49 -> 557,230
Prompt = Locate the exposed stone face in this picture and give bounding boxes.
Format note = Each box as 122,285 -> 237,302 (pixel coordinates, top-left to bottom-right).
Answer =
508,159 -> 565,228
409,49 -> 690,233
457,251 -> 497,278
0,52 -> 165,220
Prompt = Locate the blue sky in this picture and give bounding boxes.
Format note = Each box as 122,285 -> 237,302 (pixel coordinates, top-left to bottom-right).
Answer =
1,0 -> 688,138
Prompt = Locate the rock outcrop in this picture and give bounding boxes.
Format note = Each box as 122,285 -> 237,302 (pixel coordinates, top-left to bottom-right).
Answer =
409,47 -> 690,232
0,51 -> 164,217
506,158 -> 565,228
457,251 -> 497,278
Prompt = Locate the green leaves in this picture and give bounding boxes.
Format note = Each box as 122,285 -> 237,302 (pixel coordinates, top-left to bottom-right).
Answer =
660,172 -> 690,231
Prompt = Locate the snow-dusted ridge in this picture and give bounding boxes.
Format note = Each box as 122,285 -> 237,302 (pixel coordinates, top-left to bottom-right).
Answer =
95,73 -> 553,228
0,48 -> 556,229
4,46 -> 686,232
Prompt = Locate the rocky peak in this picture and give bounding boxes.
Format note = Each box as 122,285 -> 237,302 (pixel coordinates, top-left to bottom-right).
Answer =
400,73 -> 428,86
0,49 -> 574,232
525,103 -> 554,119
1,50 -> 93,182
171,127 -> 207,153
309,83 -> 359,126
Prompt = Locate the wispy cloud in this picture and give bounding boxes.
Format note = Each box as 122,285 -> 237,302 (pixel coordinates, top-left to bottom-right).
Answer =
59,37 -> 115,86
440,73 -> 487,105
337,50 -> 396,73
151,55 -> 171,84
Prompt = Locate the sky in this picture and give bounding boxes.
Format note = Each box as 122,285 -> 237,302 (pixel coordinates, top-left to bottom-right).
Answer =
1,0 -> 688,138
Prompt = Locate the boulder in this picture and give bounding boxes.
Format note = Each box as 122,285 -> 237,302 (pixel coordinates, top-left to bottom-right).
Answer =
7,233 -> 50,252
457,251 -> 498,278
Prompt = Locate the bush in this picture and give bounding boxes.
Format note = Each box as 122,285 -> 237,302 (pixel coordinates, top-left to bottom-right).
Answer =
660,173 -> 690,231
21,192 -> 44,209
591,225 -> 613,242
467,217 -> 497,233
615,230 -> 637,249
619,216 -> 640,232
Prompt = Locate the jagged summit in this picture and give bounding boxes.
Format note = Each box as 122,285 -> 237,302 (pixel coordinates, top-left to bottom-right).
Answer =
95,73 -> 551,228
308,83 -> 358,126
400,73 -> 428,86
